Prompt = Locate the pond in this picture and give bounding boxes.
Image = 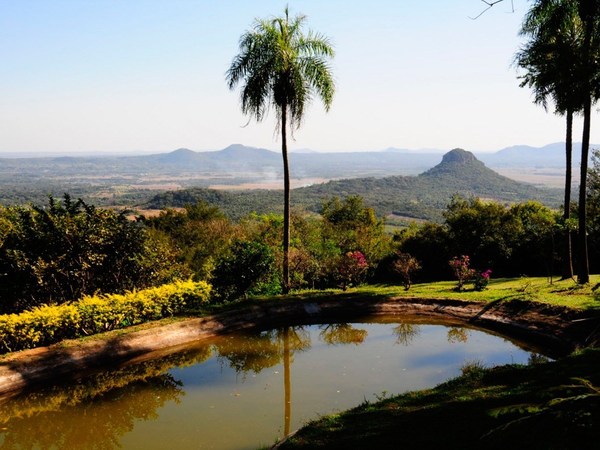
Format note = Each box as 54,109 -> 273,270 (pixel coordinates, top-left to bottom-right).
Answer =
0,319 -> 544,450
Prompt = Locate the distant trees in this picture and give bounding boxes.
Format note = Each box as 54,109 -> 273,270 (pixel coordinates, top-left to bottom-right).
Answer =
227,7 -> 335,293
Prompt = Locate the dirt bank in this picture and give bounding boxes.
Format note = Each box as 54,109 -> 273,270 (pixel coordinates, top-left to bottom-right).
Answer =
1,296 -> 598,398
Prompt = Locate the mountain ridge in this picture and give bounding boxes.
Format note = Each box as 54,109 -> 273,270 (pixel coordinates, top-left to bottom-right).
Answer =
147,149 -> 562,222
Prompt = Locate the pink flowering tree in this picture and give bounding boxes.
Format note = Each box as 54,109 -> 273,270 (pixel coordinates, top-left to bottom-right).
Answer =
449,255 -> 476,291
474,269 -> 492,291
336,251 -> 368,290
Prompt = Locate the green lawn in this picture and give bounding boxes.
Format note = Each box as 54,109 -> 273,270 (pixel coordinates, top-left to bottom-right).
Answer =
279,275 -> 600,311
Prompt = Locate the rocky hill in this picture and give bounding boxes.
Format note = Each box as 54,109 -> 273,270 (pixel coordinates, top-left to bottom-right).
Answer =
147,149 -> 562,222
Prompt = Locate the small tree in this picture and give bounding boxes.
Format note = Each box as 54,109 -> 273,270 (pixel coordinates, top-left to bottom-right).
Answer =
391,252 -> 421,291
449,255 -> 476,291
335,251 -> 368,291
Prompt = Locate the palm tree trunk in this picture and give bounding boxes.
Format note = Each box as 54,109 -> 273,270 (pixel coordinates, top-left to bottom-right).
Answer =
281,105 -> 291,294
562,110 -> 574,279
578,98 -> 591,284
576,0 -> 595,285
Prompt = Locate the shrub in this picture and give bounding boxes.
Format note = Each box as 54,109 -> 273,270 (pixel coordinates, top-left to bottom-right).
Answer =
391,252 -> 421,291
211,240 -> 278,301
473,269 -> 492,291
335,251 -> 368,290
0,280 -> 211,354
0,195 -> 186,313
449,255 -> 476,291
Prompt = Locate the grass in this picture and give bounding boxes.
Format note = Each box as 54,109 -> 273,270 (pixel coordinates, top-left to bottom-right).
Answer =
276,348 -> 600,449
278,275 -> 600,310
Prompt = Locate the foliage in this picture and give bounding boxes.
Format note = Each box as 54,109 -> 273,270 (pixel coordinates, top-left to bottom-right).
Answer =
0,195 -> 184,313
390,252 -> 421,291
143,201 -> 236,280
399,196 -> 559,280
211,240 -> 279,301
473,269 -> 493,291
321,196 -> 391,268
587,149 -> 600,273
394,222 -> 450,280
449,255 -> 476,291
334,251 -> 368,291
0,280 -> 211,354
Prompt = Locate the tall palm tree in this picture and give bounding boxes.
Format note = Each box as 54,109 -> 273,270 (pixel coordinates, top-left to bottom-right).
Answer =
516,0 -> 600,283
226,7 -> 335,293
515,0 -> 584,279
574,0 -> 600,284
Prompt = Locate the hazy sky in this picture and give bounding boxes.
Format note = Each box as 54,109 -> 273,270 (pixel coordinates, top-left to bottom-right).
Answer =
1,0 -> 597,154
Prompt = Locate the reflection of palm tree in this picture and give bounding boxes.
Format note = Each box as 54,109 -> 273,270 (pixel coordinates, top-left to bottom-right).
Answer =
214,326 -> 310,438
283,326 -> 292,436
392,323 -> 421,346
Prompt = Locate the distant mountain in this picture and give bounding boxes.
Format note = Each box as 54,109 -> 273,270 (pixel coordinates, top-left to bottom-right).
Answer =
0,143 -> 573,210
478,142 -> 596,168
147,149 -> 562,222
418,148 -> 545,199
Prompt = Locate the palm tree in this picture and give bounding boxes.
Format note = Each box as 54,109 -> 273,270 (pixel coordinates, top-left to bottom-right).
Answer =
574,0 -> 600,284
515,0 -> 600,283
226,7 -> 335,293
515,0 -> 584,279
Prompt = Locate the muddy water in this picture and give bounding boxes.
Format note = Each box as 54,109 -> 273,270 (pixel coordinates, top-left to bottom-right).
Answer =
0,321 -> 541,450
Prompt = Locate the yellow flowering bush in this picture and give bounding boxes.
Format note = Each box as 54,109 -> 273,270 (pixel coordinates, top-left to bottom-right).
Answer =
0,280 -> 211,354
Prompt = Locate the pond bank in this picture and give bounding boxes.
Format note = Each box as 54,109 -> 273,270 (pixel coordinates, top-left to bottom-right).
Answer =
0,295 -> 598,398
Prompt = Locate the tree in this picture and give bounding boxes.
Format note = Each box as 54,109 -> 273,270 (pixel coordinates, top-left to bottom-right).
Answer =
211,240 -> 277,301
488,0 -> 600,284
515,0 -> 585,279
514,0 -> 600,283
227,7 -> 335,293
144,201 -> 234,280
574,0 -> 600,283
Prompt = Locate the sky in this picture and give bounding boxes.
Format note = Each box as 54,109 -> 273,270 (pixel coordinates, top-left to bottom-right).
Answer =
1,0 -> 597,155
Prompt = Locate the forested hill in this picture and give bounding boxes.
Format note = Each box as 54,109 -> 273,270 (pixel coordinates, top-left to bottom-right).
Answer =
146,149 -> 562,221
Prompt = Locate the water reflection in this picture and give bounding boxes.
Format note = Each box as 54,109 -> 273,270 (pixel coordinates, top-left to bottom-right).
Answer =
447,327 -> 470,344
319,324 -> 368,345
393,322 -> 421,346
0,321 -> 537,450
214,326 -> 311,436
0,346 -> 211,450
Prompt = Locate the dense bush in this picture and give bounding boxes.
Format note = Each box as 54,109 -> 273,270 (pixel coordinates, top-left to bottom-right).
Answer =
0,280 -> 211,354
211,240 -> 279,301
0,195 -> 185,313
143,202 -> 236,280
